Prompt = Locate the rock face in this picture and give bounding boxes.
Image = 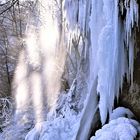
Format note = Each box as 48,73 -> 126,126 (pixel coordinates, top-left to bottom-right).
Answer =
119,22 -> 140,121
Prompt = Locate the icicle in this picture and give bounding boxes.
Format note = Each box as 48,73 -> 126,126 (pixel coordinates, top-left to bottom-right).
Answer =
124,0 -> 138,84
89,0 -> 139,125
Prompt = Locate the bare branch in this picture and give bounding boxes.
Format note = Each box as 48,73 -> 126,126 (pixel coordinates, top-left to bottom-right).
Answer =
0,0 -> 18,15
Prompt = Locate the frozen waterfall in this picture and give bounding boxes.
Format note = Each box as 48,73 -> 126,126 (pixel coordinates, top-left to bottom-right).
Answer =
1,0 -> 139,140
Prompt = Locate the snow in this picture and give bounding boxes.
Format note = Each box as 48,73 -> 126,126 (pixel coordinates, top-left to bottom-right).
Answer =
25,117 -> 78,140
90,117 -> 140,140
90,107 -> 140,140
24,78 -> 83,140
110,107 -> 134,121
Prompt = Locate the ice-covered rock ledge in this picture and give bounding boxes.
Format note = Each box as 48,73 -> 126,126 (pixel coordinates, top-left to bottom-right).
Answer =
25,114 -> 81,140
90,107 -> 140,140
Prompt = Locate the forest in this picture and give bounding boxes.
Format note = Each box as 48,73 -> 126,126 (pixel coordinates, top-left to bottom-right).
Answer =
0,0 -> 140,140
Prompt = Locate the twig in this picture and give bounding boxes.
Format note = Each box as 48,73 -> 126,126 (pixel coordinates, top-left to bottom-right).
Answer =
0,0 -> 18,15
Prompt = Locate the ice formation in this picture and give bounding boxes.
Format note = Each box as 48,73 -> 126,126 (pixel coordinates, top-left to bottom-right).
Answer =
90,117 -> 140,140
89,0 -> 139,125
90,107 -> 140,140
110,107 -> 135,121
1,0 -> 139,140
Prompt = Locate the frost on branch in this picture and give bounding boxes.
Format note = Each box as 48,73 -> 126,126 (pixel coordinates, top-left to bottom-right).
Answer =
0,98 -> 13,129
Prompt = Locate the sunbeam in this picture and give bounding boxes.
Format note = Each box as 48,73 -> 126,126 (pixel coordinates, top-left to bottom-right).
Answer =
13,0 -> 66,124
